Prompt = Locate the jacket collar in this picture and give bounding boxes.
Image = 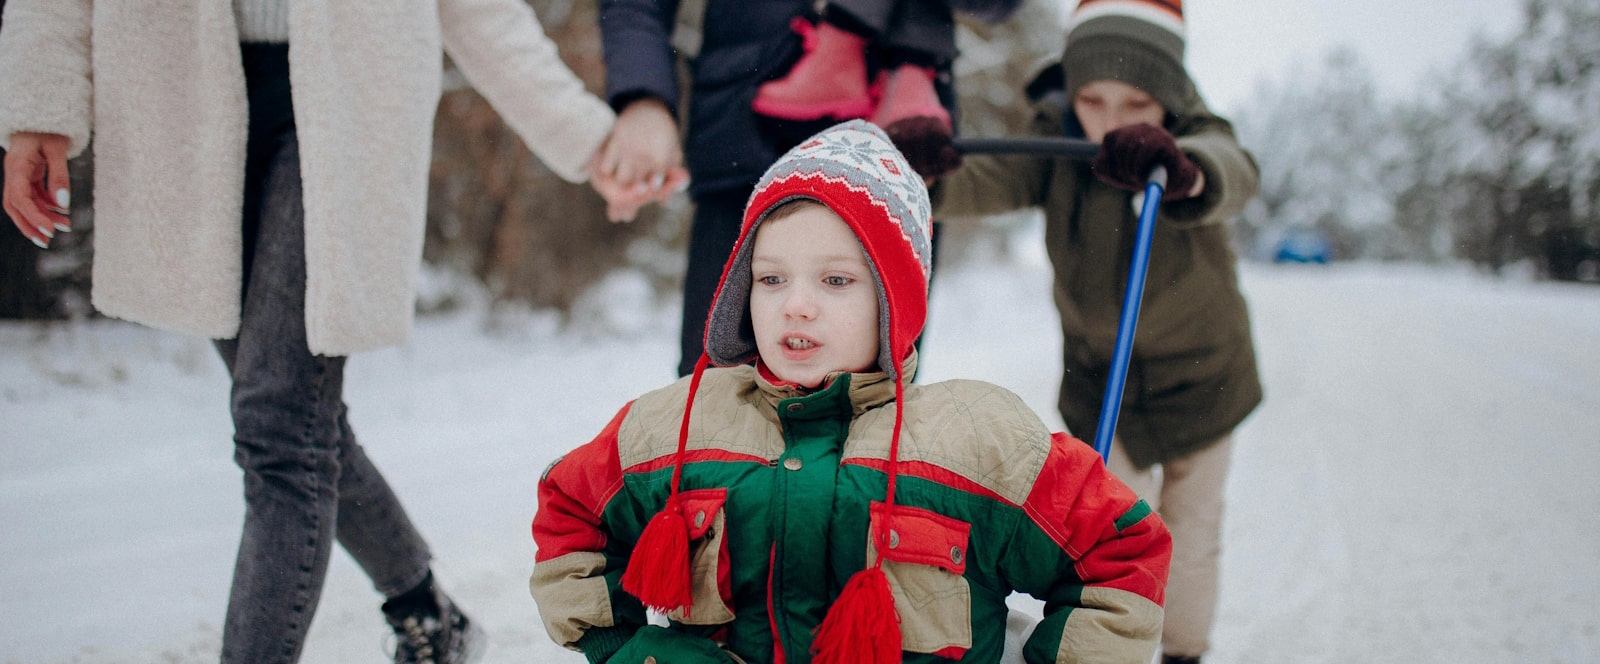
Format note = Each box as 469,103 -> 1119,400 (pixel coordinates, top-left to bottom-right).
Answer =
751,352 -> 919,418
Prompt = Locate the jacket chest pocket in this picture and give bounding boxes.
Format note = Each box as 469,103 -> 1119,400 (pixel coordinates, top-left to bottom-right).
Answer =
666,488 -> 736,625
867,502 -> 972,659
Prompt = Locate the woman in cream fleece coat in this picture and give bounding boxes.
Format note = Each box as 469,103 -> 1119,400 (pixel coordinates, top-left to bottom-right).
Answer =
0,0 -> 614,351
0,1 -> 623,662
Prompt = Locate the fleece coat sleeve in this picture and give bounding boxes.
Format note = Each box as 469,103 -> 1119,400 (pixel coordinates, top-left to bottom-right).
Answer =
0,0 -> 93,155
439,0 -> 615,183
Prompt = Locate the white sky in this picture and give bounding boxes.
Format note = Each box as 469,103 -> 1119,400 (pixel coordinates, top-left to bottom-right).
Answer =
1181,0 -> 1526,113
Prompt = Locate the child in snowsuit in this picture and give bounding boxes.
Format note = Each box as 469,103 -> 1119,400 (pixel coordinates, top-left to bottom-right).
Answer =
905,2 -> 1262,662
530,120 -> 1172,664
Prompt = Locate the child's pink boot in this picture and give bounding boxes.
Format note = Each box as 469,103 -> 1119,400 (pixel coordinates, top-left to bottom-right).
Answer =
870,63 -> 950,129
753,19 -> 874,121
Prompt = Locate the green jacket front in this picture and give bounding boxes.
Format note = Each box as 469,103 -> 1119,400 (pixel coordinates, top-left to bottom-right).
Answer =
531,362 -> 1171,663
934,67 -> 1264,468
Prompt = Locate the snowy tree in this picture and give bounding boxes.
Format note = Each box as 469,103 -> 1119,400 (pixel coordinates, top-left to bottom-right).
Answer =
1435,0 -> 1600,279
1233,48 -> 1403,261
1227,0 -> 1600,279
1387,101 -> 1469,263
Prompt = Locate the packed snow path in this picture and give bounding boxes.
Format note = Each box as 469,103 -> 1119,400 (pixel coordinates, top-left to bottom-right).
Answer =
3,261 -> 1597,663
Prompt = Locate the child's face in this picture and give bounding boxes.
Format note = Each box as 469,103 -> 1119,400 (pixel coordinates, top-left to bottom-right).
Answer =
1072,79 -> 1167,143
749,203 -> 880,389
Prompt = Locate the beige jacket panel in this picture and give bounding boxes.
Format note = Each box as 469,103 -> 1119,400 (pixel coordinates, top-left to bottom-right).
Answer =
619,366 -> 1054,507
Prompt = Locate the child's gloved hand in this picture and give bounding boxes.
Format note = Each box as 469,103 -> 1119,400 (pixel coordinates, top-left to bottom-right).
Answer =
884,116 -> 963,181
1092,123 -> 1202,200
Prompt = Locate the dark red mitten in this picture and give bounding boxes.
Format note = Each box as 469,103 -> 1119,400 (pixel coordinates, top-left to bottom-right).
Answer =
1092,123 -> 1200,200
884,116 -> 963,180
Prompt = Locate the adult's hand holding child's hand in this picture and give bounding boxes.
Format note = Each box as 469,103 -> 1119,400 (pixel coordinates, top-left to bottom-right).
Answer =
589,156 -> 688,223
1092,123 -> 1203,200
592,97 -> 686,221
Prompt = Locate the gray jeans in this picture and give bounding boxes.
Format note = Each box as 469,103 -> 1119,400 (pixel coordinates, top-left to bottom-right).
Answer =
214,47 -> 432,661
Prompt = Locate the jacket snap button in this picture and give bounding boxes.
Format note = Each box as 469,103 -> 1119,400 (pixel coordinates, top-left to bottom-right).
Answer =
888,530 -> 900,549
694,511 -> 706,528
787,402 -> 804,413
783,457 -> 802,471
951,546 -> 963,564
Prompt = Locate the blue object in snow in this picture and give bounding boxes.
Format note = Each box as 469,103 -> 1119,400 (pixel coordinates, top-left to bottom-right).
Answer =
1274,228 -> 1333,264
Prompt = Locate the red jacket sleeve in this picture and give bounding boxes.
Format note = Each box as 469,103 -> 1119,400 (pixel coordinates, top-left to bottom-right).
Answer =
530,402 -> 640,659
1008,432 -> 1173,663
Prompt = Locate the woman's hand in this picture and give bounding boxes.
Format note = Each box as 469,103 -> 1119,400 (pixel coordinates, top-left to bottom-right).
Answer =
588,146 -> 688,223
591,97 -> 687,222
2,132 -> 72,248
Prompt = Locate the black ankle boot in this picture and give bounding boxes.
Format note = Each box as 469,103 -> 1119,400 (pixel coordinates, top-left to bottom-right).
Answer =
1163,655 -> 1202,664
382,574 -> 485,664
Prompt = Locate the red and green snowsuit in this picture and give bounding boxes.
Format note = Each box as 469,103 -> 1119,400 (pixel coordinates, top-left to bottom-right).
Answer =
532,359 -> 1171,663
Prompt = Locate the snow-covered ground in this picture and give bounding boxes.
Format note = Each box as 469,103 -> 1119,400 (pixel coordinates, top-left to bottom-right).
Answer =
4,256 -> 1598,663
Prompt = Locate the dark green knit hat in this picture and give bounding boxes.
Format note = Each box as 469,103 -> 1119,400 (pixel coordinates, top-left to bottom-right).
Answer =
1061,0 -> 1192,114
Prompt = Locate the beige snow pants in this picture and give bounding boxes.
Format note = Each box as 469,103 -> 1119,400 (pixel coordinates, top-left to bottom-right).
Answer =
1108,434 -> 1234,659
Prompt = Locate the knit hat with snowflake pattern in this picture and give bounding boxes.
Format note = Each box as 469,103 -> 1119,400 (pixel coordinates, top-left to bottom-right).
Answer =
1062,0 -> 1192,113
706,119 -> 933,381
620,120 -> 932,664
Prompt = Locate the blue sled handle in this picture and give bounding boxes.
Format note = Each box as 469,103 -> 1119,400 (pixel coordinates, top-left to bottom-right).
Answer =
1092,166 -> 1167,464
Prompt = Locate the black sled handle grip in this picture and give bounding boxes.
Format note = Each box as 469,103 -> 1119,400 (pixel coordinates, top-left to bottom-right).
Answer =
952,136 -> 1100,161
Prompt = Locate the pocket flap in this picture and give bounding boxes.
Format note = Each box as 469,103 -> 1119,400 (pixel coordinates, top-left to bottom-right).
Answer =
678,488 -> 729,541
870,502 -> 971,575
665,488 -> 735,625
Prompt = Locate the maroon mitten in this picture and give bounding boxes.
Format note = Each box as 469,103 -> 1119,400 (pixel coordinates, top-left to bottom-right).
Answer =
884,116 -> 963,180
1092,123 -> 1200,200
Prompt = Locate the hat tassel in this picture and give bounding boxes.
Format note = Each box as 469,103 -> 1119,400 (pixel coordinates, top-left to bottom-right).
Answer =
811,561 -> 902,664
621,492 -> 694,613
